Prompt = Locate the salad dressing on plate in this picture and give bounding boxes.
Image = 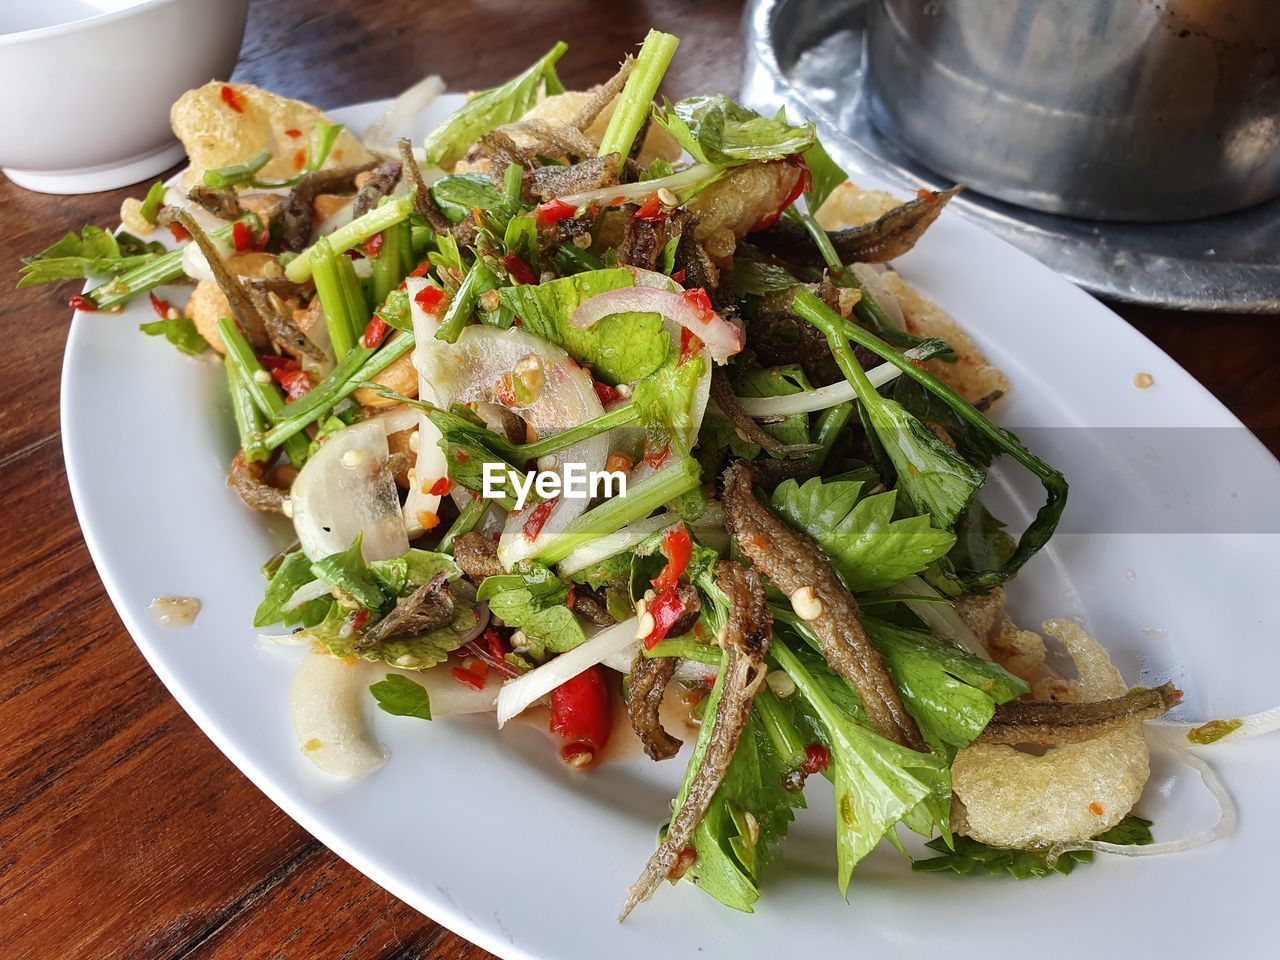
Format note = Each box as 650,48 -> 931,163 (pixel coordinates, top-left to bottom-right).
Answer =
149,596 -> 202,628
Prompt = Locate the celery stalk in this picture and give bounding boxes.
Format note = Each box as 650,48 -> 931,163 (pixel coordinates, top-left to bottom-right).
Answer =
285,195 -> 415,282
597,30 -> 679,170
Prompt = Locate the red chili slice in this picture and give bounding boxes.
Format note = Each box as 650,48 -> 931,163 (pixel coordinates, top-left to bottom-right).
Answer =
642,586 -> 688,649
363,232 -> 384,259
168,222 -> 189,243
635,192 -> 668,222
652,523 -> 692,593
749,156 -> 812,232
69,294 -> 98,312
535,198 -> 576,227
549,665 -> 612,764
592,379 -> 623,407
522,498 -> 556,541
414,284 -> 446,314
803,743 -> 831,775
220,84 -> 244,113
679,326 -> 703,364
427,476 -> 452,496
148,292 -> 173,320
231,220 -> 253,253
501,253 -> 537,285
361,314 -> 388,350
680,287 -> 715,323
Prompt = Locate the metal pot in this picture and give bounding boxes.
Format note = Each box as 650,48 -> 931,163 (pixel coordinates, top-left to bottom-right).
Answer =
864,0 -> 1280,221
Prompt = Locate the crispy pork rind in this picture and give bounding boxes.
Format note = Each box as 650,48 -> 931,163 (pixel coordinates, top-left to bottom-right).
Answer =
951,619 -> 1150,849
815,181 -> 900,230
171,82 -> 375,190
522,91 -> 681,166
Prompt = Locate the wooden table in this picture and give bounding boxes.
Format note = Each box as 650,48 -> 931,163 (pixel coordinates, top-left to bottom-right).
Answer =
1,1 -> 1275,957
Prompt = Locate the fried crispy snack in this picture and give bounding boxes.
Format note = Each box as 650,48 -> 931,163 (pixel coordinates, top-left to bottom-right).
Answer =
951,619 -> 1151,848
171,82 -> 375,190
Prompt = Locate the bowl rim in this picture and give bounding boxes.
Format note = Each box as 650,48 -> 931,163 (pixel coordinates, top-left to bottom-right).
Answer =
0,0 -> 202,47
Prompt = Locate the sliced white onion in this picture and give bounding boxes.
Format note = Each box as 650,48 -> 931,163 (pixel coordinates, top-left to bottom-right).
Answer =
403,277 -> 449,537
290,418 -> 411,562
496,617 -> 639,727
163,186 -> 230,233
598,642 -> 719,685
557,163 -> 721,210
851,262 -> 905,331
417,324 -> 608,568
557,511 -> 684,577
282,578 -> 334,613
887,575 -> 988,658
291,652 -> 388,778
736,350 -> 927,417
571,286 -> 742,365
362,74 -> 447,155
370,404 -> 420,437
1048,746 -> 1235,863
180,229 -> 235,283
314,199 -> 356,241
1149,705 -> 1280,745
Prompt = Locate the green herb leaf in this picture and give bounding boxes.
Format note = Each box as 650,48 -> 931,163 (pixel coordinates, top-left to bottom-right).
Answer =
655,95 -> 816,166
913,815 -> 1154,879
770,476 -> 957,592
139,314 -> 209,356
370,674 -> 433,720
368,549 -> 461,597
499,268 -> 672,384
431,173 -> 521,226
477,561 -> 585,659
423,42 -> 568,170
254,550 -> 333,628
310,536 -> 388,612
800,138 -> 847,215
18,225 -> 160,288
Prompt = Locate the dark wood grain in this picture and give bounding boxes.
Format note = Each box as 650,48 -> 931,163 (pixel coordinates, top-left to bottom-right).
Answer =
0,1 -> 1275,958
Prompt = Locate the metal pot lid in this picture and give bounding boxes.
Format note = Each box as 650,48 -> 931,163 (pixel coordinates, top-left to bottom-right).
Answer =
742,0 -> 1280,313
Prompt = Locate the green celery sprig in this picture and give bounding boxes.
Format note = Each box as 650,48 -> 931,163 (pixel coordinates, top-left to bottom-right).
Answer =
597,30 -> 679,170
791,289 -> 1067,589
285,195 -> 415,282
215,318 -> 311,465
226,358 -> 269,463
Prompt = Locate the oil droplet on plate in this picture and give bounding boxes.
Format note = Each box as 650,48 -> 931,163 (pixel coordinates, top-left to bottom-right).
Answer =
150,596 -> 201,628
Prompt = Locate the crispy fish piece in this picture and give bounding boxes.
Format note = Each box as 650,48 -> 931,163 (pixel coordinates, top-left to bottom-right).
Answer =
977,683 -> 1181,745
527,154 -> 620,202
229,451 -> 288,514
398,138 -> 454,235
619,560 -> 771,921
278,164 -> 377,252
357,572 -> 454,649
753,186 -> 962,266
721,461 -> 924,749
570,57 -> 634,131
452,532 -> 506,583
710,369 -> 820,459
164,209 -> 269,350
627,653 -> 682,761
352,159 -> 403,218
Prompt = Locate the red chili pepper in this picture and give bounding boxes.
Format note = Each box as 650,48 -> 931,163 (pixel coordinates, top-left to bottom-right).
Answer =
592,379 -> 623,407
350,609 -> 370,633
427,476 -> 452,496
549,665 -> 612,766
276,369 -> 313,401
407,260 -> 432,278
671,269 -> 686,285
148,292 -> 173,320
451,666 -> 487,690
750,156 -> 812,232
642,443 -> 670,470
220,84 -> 244,113
679,326 -> 703,364
168,222 -> 189,243
681,287 -> 715,324
565,585 -> 576,610
535,198 -> 577,227
363,232 -> 384,259
501,252 -> 537,285
292,148 -> 306,171
666,847 -> 699,881
361,314 -> 388,350
258,354 -> 293,371
231,220 -> 253,253
803,743 -> 831,775
916,187 -> 940,203
484,628 -> 506,663
635,192 -> 668,222
69,294 -> 97,312
413,284 -> 446,315
642,586 -> 687,649
523,498 -> 556,541
284,127 -> 302,139
652,523 -> 692,592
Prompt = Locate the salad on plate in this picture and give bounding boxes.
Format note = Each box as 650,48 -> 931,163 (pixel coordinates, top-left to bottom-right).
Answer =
25,29 -> 1268,919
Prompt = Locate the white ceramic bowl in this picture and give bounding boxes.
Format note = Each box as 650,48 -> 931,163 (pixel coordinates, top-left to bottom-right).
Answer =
0,0 -> 249,194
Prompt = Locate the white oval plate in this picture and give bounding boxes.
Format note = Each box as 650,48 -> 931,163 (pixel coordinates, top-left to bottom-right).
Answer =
62,97 -> 1280,958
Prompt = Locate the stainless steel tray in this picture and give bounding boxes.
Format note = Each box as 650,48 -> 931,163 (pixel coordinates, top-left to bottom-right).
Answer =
741,0 -> 1279,312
